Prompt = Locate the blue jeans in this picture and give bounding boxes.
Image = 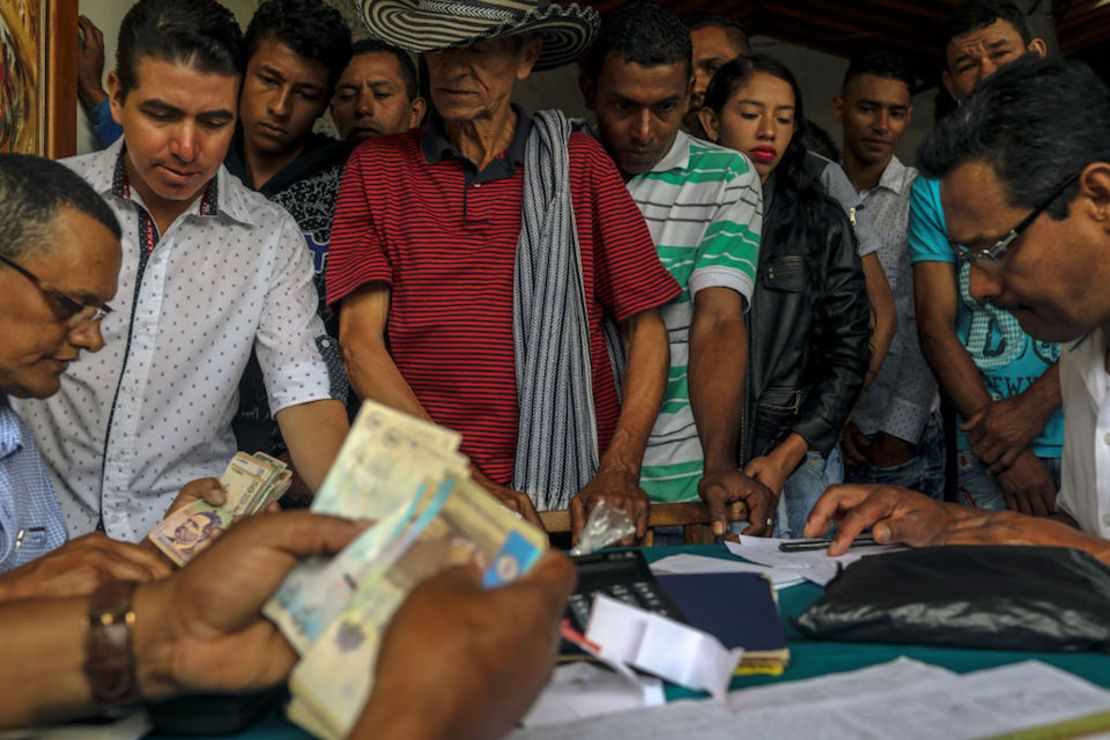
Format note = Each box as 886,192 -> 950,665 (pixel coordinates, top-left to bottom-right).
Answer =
772,448 -> 844,539
957,452 -> 1061,511
845,414 -> 946,501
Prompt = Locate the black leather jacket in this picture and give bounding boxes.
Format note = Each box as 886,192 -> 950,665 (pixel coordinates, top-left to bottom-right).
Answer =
741,183 -> 872,464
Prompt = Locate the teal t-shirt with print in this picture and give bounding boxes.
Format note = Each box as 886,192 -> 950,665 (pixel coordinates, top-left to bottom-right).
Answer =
907,176 -> 1063,457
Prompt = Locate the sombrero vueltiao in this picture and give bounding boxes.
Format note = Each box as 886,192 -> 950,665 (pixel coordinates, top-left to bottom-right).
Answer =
359,0 -> 600,71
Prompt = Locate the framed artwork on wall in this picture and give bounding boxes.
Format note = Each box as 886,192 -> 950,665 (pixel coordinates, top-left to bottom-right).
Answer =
1,0 -> 77,158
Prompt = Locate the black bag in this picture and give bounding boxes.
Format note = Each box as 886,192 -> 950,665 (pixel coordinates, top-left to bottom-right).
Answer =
795,546 -> 1110,652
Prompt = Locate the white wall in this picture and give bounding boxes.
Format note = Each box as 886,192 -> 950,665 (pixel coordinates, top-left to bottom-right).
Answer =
75,0 -> 258,155
512,36 -> 938,169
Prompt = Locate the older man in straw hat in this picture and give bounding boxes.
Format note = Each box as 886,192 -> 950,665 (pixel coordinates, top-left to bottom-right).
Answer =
327,0 -> 680,543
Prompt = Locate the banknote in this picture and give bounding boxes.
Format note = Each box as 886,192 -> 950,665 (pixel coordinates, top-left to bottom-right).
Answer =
288,535 -> 452,739
287,472 -> 549,737
310,400 -> 465,520
148,501 -> 236,567
265,474 -> 457,654
148,452 -> 289,565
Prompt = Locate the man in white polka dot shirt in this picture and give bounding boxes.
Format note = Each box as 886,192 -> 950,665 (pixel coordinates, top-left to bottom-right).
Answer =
14,0 -> 349,543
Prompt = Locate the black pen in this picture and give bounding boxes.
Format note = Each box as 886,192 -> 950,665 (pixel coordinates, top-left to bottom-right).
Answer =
778,535 -> 880,552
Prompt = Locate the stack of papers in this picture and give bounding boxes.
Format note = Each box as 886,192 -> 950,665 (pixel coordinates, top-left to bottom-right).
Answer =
724,535 -> 901,586
511,659 -> 1110,739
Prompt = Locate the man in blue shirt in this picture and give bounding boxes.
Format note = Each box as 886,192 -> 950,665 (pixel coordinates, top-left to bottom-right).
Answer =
0,154 -> 216,600
911,0 -> 1059,516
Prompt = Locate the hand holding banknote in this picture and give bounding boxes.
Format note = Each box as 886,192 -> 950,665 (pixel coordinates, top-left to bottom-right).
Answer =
135,512 -> 363,700
148,453 -> 294,566
353,550 -> 576,740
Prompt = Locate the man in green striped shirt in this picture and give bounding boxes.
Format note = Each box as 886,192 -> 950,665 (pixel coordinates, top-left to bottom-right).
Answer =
582,1 -> 773,535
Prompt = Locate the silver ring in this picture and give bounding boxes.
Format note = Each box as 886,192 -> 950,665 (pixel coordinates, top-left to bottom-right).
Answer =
765,518 -> 774,526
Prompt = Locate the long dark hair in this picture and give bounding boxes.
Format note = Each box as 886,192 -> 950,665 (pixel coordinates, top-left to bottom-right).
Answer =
704,54 -> 847,259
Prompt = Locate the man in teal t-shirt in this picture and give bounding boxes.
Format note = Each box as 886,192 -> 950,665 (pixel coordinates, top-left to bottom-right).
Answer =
909,0 -> 1059,515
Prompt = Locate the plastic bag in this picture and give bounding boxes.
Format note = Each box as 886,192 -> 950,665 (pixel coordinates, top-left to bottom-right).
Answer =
569,500 -> 636,556
795,545 -> 1110,653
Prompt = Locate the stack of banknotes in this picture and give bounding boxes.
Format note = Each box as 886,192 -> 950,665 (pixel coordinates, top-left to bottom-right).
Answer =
260,401 -> 550,738
148,451 -> 292,566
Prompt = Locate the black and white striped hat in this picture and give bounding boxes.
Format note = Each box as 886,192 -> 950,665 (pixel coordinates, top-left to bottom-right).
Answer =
359,0 -> 599,71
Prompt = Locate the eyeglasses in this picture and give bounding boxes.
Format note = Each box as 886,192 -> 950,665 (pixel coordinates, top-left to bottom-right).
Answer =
0,253 -> 113,326
953,169 -> 1081,266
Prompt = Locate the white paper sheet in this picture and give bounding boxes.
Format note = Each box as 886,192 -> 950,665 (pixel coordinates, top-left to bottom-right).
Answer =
513,659 -> 1110,739
727,657 -> 954,711
649,553 -> 807,590
724,535 -> 901,586
522,662 -> 665,727
585,594 -> 743,701
509,699 -> 736,740
728,660 -> 1110,740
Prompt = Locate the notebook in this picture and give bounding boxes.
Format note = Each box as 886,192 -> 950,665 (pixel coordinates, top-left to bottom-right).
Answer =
656,572 -> 790,674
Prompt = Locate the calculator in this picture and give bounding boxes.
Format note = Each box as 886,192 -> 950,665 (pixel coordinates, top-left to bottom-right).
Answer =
564,549 -> 687,637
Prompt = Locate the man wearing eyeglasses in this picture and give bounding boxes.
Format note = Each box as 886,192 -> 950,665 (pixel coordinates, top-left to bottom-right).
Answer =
806,55 -> 1110,561
910,0 -> 1058,517
0,153 -> 238,600
13,0 -> 348,546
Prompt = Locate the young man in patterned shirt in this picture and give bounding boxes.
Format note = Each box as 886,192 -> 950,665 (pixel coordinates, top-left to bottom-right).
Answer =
14,0 -> 348,542
582,1 -> 772,536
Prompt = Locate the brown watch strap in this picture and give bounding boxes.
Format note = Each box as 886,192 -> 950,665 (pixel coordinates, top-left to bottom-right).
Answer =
83,579 -> 141,706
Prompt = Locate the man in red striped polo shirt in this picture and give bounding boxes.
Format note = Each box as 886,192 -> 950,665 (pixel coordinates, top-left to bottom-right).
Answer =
327,0 -> 680,542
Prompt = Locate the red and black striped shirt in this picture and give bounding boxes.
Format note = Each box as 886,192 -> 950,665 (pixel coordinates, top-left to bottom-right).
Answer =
327,118 -> 679,486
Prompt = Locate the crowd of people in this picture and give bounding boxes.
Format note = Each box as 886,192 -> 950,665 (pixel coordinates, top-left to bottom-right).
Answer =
1,0 -> 1108,733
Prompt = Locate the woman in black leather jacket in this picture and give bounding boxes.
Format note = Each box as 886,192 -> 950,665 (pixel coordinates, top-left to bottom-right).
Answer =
699,55 -> 872,537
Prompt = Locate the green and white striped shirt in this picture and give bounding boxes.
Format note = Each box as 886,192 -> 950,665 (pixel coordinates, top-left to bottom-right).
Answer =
629,131 -> 762,503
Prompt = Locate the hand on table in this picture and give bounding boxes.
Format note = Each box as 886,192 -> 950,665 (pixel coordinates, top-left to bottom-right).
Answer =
699,468 -> 774,537
996,450 -> 1057,516
471,466 -> 545,530
963,395 -> 1046,475
0,533 -> 171,601
803,484 -> 965,555
570,465 -> 649,546
132,512 -> 361,699
355,550 -> 576,740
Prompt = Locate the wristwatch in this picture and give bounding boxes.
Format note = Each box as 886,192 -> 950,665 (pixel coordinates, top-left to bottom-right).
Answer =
83,579 -> 142,706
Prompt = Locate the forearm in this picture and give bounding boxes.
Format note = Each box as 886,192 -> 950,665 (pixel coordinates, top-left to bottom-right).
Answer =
602,310 -> 669,476
689,308 -> 746,473
918,319 -> 992,419
765,432 -> 810,478
343,338 -> 431,423
0,597 -> 95,728
862,254 -> 896,384
795,225 -> 871,451
276,400 -> 350,491
77,83 -> 107,114
1016,362 -> 1061,426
